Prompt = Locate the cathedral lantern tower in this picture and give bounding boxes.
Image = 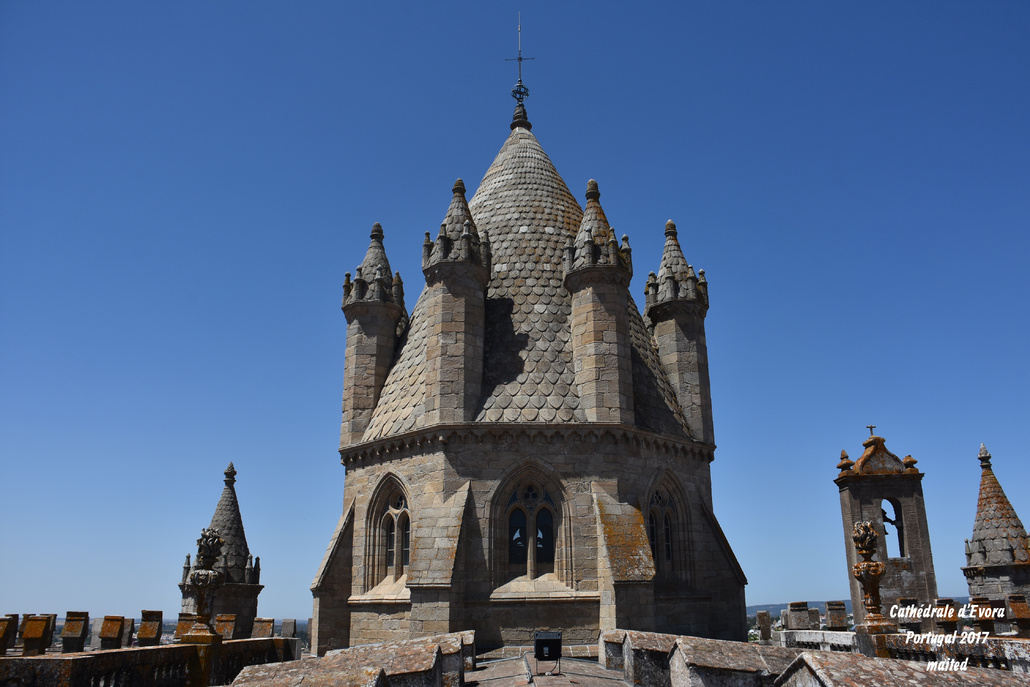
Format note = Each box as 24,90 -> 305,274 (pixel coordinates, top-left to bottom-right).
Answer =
311,88 -> 746,654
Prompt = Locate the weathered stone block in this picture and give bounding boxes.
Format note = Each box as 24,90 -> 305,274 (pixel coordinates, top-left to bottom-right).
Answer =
252,617 -> 275,639
60,611 -> 89,653
215,613 -> 237,639
99,616 -> 125,650
20,616 -> 50,656
756,610 -> 771,639
137,610 -> 163,647
825,600 -> 848,631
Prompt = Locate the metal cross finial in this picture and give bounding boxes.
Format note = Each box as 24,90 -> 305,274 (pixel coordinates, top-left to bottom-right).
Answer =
506,13 -> 534,104
867,425 -> 876,436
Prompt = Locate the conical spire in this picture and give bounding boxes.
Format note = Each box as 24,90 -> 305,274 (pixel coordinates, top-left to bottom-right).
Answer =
657,220 -> 690,283
422,179 -> 488,272
966,444 -> 1030,567
343,222 -> 404,311
575,179 -> 614,245
565,180 -> 632,274
358,222 -> 392,285
440,179 -> 478,241
208,462 -> 252,584
645,220 -> 707,312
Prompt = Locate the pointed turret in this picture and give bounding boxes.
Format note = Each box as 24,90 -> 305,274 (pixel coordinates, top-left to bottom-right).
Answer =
208,462 -> 250,583
340,223 -> 406,446
563,180 -> 635,424
422,179 -> 490,424
422,179 -> 489,272
644,220 -> 713,443
964,445 -> 1030,574
181,463 -> 263,639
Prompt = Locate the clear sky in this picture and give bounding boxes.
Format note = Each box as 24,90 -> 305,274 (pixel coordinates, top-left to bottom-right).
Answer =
2,2 -> 1028,621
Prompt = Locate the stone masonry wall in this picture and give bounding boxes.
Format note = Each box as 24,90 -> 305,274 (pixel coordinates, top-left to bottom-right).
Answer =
327,425 -> 746,648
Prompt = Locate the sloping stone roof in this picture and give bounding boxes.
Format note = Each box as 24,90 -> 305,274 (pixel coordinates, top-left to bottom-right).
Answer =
208,462 -> 251,584
966,444 -> 1030,567
657,221 -> 691,284
358,222 -> 391,282
361,111 -> 689,441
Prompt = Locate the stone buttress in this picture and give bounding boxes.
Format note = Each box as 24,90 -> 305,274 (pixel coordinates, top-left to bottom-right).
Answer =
311,100 -> 746,654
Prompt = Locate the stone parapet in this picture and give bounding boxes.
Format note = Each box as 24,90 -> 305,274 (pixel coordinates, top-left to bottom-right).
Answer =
0,637 -> 297,687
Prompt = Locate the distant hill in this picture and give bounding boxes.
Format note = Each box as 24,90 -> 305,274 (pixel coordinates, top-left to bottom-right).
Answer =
746,600 -> 851,618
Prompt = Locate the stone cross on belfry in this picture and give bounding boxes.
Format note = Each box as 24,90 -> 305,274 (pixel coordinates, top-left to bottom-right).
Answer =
866,425 -> 876,436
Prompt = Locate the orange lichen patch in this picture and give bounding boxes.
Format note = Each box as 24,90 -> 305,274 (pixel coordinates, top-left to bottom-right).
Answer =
851,436 -> 906,475
595,492 -> 655,582
673,636 -> 801,675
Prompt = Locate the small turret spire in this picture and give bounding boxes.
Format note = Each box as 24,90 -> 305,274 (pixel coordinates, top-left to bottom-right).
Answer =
965,444 -> 1030,568
978,442 -> 992,468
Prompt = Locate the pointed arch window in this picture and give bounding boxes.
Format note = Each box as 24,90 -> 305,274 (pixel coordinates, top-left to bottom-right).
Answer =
376,490 -> 410,585
647,486 -> 688,582
504,482 -> 558,580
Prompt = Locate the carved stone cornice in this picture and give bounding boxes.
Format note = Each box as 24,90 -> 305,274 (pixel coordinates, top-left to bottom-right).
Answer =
338,422 -> 715,466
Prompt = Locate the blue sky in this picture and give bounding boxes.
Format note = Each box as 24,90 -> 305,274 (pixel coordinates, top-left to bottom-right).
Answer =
2,2 -> 1028,620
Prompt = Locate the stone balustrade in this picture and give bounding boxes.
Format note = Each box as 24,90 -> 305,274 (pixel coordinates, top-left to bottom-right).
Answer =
0,635 -> 299,686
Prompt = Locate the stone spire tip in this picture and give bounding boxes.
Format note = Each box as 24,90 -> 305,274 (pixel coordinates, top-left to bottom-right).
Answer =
978,443 -> 992,467
665,220 -> 677,237
585,179 -> 600,200
224,462 -> 237,485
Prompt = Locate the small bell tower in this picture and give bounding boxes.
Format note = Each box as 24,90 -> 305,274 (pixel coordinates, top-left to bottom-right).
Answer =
835,432 -> 938,628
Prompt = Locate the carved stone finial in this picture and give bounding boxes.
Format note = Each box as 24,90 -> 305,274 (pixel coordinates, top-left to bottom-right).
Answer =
665,219 -> 677,237
370,222 -> 384,241
852,521 -> 893,634
837,450 -> 855,474
452,179 -> 466,196
585,179 -> 600,201
224,462 -> 236,486
978,443 -> 992,468
853,521 -> 879,561
195,528 -> 224,571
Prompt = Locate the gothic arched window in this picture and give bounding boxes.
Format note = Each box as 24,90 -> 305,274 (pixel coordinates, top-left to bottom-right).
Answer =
504,481 -> 557,580
376,489 -> 410,585
647,485 -> 687,581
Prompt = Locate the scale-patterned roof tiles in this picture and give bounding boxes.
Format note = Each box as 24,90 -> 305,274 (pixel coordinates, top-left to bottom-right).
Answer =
208,462 -> 252,584
360,114 -> 689,440
966,444 -> 1030,567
